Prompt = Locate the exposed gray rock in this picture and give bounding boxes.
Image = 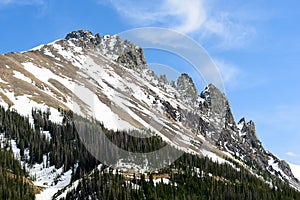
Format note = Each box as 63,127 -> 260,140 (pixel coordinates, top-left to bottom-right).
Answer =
200,84 -> 227,115
63,30 -> 299,188
278,160 -> 296,180
116,42 -> 146,70
183,82 -> 299,186
161,100 -> 181,122
176,73 -> 198,105
159,74 -> 168,85
97,35 -> 146,70
65,30 -> 147,70
65,30 -> 101,48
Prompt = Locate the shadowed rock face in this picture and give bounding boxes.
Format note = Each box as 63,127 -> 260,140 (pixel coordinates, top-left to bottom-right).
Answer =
65,30 -> 101,48
65,30 -> 97,41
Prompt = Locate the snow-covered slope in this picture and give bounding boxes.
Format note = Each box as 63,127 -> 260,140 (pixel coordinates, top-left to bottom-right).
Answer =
290,163 -> 300,181
0,30 -> 218,159
0,30 -> 299,193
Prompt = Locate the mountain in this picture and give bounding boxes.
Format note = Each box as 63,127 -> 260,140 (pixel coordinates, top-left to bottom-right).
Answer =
0,30 -> 299,199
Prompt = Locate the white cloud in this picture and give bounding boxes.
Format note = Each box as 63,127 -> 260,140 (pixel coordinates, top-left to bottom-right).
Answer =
286,152 -> 299,157
104,0 -> 255,49
163,0 -> 206,33
0,0 -> 48,16
107,0 -> 206,34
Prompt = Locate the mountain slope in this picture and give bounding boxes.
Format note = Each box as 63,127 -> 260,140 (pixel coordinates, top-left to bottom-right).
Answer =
0,30 -> 299,198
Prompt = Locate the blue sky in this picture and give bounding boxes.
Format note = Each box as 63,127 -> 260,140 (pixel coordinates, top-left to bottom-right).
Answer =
1,0 -> 300,164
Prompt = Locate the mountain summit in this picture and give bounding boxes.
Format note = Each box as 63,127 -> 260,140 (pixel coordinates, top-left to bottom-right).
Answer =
0,30 -> 299,199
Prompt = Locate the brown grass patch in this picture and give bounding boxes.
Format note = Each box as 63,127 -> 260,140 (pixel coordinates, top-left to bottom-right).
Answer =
0,91 -> 13,106
6,171 -> 45,194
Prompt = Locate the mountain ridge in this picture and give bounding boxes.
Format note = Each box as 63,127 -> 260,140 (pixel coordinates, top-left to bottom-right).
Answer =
0,30 -> 299,198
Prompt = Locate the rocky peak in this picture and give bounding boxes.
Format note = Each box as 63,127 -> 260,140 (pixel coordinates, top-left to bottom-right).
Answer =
246,120 -> 259,140
116,41 -> 147,70
237,117 -> 247,131
65,30 -> 101,48
247,120 -> 255,131
159,74 -> 169,85
240,119 -> 262,149
176,73 -> 198,104
238,117 -> 246,126
200,84 -> 228,116
237,118 -> 259,141
65,30 -> 94,40
65,30 -> 147,70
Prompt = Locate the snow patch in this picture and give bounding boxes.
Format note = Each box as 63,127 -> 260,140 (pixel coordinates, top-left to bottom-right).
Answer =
53,180 -> 80,200
289,163 -> 300,181
201,149 -> 226,164
43,48 -> 55,58
268,156 -> 289,180
153,178 -> 170,186
35,167 -> 73,200
13,70 -> 32,84
52,43 -> 85,68
41,130 -> 51,141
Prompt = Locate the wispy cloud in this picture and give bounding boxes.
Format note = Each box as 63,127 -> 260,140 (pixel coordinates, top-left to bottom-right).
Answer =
214,59 -> 241,89
163,0 -> 206,34
202,13 -> 256,49
286,152 -> 300,157
0,0 -> 48,16
285,152 -> 300,164
107,0 -> 206,34
0,0 -> 44,6
104,0 -> 256,49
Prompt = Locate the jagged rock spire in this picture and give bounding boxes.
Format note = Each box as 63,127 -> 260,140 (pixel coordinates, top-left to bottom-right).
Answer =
176,73 -> 198,104
65,30 -> 147,70
65,30 -> 101,48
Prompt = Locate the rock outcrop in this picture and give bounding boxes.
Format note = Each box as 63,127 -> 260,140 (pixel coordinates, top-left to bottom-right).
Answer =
65,30 -> 146,70
176,73 -> 198,105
